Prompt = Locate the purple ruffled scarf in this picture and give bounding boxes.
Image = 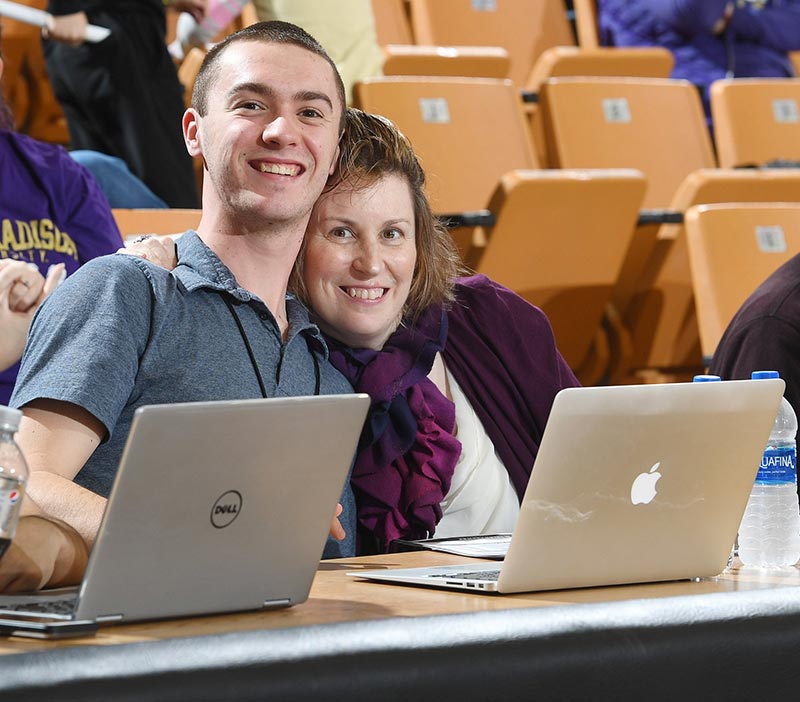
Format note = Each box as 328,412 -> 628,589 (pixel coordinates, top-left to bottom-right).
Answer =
326,305 -> 463,554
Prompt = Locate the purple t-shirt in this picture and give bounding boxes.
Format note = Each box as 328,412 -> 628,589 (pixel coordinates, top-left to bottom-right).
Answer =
0,130 -> 123,404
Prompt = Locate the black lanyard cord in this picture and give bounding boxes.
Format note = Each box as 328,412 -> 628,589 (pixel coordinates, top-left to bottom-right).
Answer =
220,294 -> 321,397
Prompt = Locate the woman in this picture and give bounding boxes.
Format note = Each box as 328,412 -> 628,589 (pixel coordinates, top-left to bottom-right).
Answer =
132,108 -> 579,555
296,110 -> 579,554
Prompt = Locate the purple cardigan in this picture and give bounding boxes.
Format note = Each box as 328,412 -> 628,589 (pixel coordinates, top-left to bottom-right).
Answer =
443,275 -> 580,498
328,275 -> 579,553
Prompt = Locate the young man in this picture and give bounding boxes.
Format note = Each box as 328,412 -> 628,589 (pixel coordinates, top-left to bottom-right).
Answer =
3,22 -> 352,589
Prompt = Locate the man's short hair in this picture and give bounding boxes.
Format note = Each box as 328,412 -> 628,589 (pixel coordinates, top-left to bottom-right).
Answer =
191,21 -> 346,132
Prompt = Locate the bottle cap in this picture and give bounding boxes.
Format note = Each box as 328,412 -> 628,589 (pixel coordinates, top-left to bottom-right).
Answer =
751,370 -> 780,380
0,406 -> 22,433
693,374 -> 721,382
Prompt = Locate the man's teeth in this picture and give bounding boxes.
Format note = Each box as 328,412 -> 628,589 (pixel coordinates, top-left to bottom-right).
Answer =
259,162 -> 300,176
346,287 -> 385,300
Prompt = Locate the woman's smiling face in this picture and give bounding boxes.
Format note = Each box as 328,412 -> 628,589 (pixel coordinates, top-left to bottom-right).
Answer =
302,173 -> 417,350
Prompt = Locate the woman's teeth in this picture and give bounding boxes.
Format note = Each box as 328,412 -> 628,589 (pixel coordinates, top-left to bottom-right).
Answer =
344,287 -> 385,300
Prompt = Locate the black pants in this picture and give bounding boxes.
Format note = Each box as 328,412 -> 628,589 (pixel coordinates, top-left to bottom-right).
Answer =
44,10 -> 199,208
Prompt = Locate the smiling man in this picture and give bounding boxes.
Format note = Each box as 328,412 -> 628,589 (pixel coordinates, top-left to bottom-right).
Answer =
6,22 -> 355,584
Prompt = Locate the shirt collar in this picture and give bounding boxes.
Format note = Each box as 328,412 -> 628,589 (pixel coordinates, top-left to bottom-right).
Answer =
173,231 -> 328,354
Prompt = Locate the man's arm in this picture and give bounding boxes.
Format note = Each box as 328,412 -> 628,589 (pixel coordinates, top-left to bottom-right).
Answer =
16,400 -> 108,547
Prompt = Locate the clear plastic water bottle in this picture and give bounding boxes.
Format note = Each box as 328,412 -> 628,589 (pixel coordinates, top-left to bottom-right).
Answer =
0,406 -> 28,558
738,371 -> 800,568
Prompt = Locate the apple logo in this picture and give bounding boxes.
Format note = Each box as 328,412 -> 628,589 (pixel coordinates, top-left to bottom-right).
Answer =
630,462 -> 662,505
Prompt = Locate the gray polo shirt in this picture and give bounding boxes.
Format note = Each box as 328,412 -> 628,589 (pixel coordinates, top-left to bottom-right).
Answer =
12,232 -> 355,555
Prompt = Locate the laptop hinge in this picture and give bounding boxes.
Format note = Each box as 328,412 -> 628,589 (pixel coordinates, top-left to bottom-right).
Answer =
95,613 -> 124,623
262,598 -> 291,610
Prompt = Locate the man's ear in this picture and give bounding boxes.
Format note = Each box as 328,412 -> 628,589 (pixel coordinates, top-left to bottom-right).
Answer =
328,143 -> 340,177
0,57 -> 4,83
183,108 -> 202,158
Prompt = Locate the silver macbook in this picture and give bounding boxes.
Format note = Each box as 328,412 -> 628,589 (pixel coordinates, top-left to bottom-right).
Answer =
349,379 -> 783,594
0,394 -> 369,637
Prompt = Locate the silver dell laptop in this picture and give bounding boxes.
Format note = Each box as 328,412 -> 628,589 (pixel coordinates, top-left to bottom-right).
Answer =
350,379 -> 784,594
0,394 -> 369,638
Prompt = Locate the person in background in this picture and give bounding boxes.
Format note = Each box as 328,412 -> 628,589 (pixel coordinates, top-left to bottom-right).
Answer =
168,0 -> 250,60
170,0 -> 383,105
710,252 -> 800,418
0,23 -> 123,404
69,151 -> 168,209
598,0 -> 800,120
42,1 -> 204,207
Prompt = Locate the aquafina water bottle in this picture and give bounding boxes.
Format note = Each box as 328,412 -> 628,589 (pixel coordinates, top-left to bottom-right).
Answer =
738,371 -> 800,567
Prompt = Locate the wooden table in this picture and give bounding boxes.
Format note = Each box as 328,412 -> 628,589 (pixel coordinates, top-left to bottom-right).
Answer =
1,550 -> 798,655
2,551 -> 800,700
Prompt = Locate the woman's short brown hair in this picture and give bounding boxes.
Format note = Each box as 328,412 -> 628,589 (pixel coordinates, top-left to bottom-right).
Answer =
292,108 -> 463,320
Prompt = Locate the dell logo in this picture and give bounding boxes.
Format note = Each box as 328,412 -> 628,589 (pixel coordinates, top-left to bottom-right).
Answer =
210,490 -> 243,529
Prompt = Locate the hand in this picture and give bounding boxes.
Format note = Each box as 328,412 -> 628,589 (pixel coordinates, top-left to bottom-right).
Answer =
0,540 -> 46,592
0,515 -> 88,592
329,503 -> 346,541
712,2 -> 735,35
0,261 -> 65,372
1,260 -> 44,314
167,0 -> 207,23
119,236 -> 179,270
42,11 -> 89,47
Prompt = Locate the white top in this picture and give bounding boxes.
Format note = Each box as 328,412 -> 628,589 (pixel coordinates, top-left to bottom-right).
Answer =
435,369 -> 521,538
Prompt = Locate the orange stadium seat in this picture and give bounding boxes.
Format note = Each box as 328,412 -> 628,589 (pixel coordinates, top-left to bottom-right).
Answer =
371,0 -> 415,45
0,2 -> 68,143
354,76 -> 537,214
539,77 -> 800,381
573,0 -> 600,48
710,78 -> 800,169
407,0 -> 574,87
525,46 -> 674,93
791,51 -> 800,76
114,208 -> 202,243
524,48 -> 674,162
541,77 -> 715,206
475,169 -> 646,384
381,45 -> 510,79
685,203 -> 800,363
615,169 -> 800,382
